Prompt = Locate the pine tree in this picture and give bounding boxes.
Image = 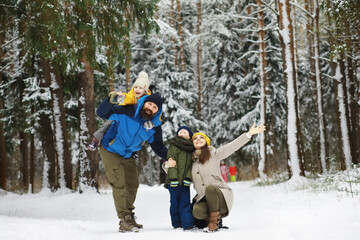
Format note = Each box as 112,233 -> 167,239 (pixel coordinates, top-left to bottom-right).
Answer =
196,0 -> 203,120
253,0 -> 287,175
0,2 -> 8,190
176,0 -> 186,72
312,0 -> 327,173
0,32 -> 6,190
277,0 -> 305,178
26,0 -> 73,190
202,0 -> 259,145
256,0 -> 269,178
39,59 -> 60,190
322,0 -> 360,169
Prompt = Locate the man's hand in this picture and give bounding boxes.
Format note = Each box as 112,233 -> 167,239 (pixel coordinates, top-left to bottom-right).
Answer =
166,158 -> 177,167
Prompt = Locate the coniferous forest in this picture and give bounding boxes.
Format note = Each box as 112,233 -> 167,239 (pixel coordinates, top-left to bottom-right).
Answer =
0,0 -> 359,193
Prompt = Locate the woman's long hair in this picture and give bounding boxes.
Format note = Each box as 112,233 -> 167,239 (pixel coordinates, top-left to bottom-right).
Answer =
199,145 -> 211,164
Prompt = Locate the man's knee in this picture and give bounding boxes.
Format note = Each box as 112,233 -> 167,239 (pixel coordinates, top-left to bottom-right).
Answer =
123,159 -> 139,184
104,165 -> 126,189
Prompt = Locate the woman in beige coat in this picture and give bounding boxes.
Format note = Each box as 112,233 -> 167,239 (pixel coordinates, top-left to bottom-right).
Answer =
190,124 -> 265,232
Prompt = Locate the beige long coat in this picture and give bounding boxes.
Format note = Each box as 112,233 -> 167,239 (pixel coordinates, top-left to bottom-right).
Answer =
192,133 -> 251,214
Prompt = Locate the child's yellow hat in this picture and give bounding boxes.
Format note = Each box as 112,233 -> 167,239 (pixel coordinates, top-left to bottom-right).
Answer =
192,132 -> 211,146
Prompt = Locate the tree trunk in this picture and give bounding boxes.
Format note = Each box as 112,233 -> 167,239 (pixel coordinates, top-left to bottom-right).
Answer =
176,0 -> 185,72
51,68 -> 73,189
305,0 -> 315,82
325,0 -> 340,170
313,0 -> 327,172
0,102 -> 6,190
19,87 -> 29,193
345,23 -> 360,165
39,58 -> 58,190
351,50 -> 360,164
125,63 -> 131,92
335,58 -> 352,170
277,0 -> 304,178
124,19 -> 131,92
106,43 -> 115,92
30,107 -> 35,193
78,53 -> 98,191
256,0 -> 269,178
19,107 -> 29,194
0,44 -> 6,190
304,0 -> 317,173
169,0 -> 178,68
292,1 -> 299,70
292,0 -> 306,176
196,0 -> 203,120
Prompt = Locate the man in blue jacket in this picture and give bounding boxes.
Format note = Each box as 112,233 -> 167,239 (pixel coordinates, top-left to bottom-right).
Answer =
96,94 -> 168,233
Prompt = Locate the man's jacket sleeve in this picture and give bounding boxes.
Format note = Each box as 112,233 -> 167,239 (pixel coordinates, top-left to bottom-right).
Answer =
96,97 -> 135,119
167,145 -> 179,180
150,126 -> 168,160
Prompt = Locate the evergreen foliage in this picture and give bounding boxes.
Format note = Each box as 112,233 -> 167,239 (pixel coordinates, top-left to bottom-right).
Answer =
0,0 -> 359,191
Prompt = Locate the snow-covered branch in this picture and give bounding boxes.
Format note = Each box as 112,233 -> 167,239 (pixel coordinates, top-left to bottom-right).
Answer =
0,62 -> 12,73
289,1 -> 313,18
238,51 -> 258,61
257,0 -> 279,17
1,36 -> 22,49
214,9 -> 257,21
232,28 -> 260,33
0,4 -> 27,15
322,73 -> 339,81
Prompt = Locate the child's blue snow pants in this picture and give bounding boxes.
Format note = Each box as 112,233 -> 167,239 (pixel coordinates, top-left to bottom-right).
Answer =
168,185 -> 194,229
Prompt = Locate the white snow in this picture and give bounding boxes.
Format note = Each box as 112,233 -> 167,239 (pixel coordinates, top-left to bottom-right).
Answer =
1,181 -> 359,240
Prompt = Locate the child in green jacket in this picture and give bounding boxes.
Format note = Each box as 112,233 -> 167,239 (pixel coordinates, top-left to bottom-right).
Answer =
164,126 -> 195,230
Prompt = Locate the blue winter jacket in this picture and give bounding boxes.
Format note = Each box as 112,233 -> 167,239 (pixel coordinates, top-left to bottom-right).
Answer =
96,95 -> 168,159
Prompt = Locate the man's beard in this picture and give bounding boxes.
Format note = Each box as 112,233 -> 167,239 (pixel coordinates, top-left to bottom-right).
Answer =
140,108 -> 155,120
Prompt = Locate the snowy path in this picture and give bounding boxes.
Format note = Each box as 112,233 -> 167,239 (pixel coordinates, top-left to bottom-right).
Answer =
0,181 -> 359,240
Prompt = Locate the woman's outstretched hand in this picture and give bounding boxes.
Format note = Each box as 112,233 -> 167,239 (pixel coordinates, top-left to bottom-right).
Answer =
248,123 -> 266,136
166,158 -> 177,167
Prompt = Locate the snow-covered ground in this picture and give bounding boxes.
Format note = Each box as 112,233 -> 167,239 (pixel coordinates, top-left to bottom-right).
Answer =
1,180 -> 359,240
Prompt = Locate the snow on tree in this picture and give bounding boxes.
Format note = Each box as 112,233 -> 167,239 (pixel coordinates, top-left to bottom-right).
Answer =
278,0 -> 304,178
334,61 -> 352,170
256,0 -> 269,179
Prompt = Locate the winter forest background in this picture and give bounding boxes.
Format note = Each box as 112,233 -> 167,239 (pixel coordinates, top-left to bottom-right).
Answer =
0,0 -> 359,194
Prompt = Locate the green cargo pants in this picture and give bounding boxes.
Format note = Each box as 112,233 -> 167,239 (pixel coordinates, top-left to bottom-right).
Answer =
99,146 -> 139,219
193,185 -> 228,220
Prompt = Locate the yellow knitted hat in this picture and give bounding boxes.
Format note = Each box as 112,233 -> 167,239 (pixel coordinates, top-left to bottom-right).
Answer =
192,132 -> 211,146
